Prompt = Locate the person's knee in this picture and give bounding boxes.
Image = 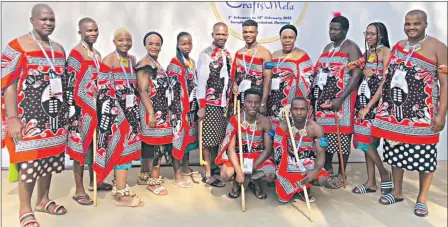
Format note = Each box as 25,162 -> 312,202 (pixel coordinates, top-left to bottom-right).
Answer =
221,166 -> 235,182
263,173 -> 276,182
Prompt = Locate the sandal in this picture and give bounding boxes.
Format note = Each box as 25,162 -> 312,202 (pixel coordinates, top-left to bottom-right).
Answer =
115,189 -> 144,207
248,182 -> 267,200
88,182 -> 113,191
202,176 -> 226,188
380,171 -> 393,195
111,181 -> 136,197
137,172 -> 150,185
147,185 -> 168,196
325,174 -> 344,189
352,184 -> 377,194
296,191 -> 316,203
172,179 -> 193,188
228,187 -> 241,199
19,212 -> 39,227
72,195 -> 93,206
35,200 -> 67,215
414,202 -> 429,217
379,193 -> 404,205
182,170 -> 202,178
147,177 -> 168,196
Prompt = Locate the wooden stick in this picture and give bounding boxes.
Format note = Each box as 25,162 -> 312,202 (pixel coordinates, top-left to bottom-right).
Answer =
199,120 -> 208,166
334,111 -> 347,189
93,125 -> 98,207
234,94 -> 237,115
284,108 -> 313,222
237,100 -> 246,212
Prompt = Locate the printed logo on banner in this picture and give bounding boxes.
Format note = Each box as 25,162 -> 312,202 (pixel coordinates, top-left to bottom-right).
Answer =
211,2 -> 308,43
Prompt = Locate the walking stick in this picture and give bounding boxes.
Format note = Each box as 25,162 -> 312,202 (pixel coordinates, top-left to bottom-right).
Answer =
199,120 -> 207,166
334,111 -> 347,189
237,100 -> 246,212
234,94 -> 237,115
93,98 -> 98,207
284,108 -> 313,222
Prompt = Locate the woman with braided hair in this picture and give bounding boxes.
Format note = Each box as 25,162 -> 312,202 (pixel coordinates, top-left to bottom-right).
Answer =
349,22 -> 393,195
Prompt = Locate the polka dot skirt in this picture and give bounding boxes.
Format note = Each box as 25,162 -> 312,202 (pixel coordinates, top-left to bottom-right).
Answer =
202,105 -> 227,147
383,140 -> 437,172
325,133 -> 352,155
19,153 -> 65,184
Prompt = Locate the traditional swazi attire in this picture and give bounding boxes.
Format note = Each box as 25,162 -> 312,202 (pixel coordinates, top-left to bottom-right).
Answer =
196,44 -> 233,147
308,42 -> 356,155
372,38 -> 446,173
215,115 -> 276,179
267,51 -> 314,125
166,57 -> 195,160
98,54 -> 142,173
348,49 -> 384,151
1,38 -> 68,183
138,56 -> 185,165
66,48 -> 128,183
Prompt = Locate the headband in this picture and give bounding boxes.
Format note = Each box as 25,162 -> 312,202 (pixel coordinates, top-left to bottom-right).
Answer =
143,31 -> 163,46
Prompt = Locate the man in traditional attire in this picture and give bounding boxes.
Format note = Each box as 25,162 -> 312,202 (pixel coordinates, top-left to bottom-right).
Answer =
372,10 -> 447,217
231,19 -> 273,115
273,97 -> 329,203
66,17 -> 113,206
196,22 -> 232,187
308,13 -> 362,189
216,88 -> 276,199
2,4 -> 68,226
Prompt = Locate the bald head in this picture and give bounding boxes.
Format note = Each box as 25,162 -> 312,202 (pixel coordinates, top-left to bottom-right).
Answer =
31,3 -> 53,18
406,9 -> 427,22
213,22 -> 228,32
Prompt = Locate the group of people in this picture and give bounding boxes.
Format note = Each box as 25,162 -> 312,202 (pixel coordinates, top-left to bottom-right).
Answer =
1,3 -> 446,227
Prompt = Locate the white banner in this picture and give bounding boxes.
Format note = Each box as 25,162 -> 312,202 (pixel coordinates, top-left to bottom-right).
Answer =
1,2 -> 447,167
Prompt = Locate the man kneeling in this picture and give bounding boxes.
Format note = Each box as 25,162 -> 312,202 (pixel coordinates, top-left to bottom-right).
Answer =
273,97 -> 330,203
216,88 -> 275,199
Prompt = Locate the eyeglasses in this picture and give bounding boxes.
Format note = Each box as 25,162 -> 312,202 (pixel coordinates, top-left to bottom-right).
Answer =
363,32 -> 377,37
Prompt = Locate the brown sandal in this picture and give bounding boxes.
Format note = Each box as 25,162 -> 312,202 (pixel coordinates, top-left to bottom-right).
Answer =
115,189 -> 144,207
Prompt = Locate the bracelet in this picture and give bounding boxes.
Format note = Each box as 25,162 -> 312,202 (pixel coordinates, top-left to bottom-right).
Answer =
7,116 -> 18,121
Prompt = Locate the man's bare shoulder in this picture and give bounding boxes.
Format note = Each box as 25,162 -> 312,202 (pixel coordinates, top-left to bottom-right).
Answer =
428,36 -> 447,49
278,119 -> 288,131
258,114 -> 272,129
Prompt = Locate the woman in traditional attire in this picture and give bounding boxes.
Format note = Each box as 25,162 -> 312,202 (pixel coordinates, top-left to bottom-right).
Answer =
349,22 -> 393,195
100,27 -> 143,207
166,32 -> 201,188
136,31 -> 183,196
267,25 -> 314,126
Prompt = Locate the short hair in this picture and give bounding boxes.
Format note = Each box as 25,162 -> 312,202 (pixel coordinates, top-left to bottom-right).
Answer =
213,22 -> 227,31
291,97 -> 308,106
114,27 -> 131,39
244,88 -> 262,99
242,19 -> 258,28
406,9 -> 427,22
78,17 -> 96,29
331,16 -> 349,31
31,3 -> 53,18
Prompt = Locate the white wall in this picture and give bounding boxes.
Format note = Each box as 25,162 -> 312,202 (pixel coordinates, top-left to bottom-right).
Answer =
1,2 -> 447,167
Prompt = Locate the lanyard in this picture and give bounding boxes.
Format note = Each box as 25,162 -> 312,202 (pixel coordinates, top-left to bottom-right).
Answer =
242,43 -> 259,80
325,39 -> 346,68
115,50 -> 133,87
29,32 -> 56,75
276,47 -> 296,71
404,35 -> 428,65
243,112 -> 257,153
146,54 -> 173,90
181,53 -> 198,84
80,41 -> 100,70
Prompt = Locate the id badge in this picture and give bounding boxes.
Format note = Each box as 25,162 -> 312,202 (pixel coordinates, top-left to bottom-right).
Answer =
126,94 -> 135,108
317,72 -> 328,85
243,158 -> 254,175
166,89 -> 172,106
50,78 -> 63,95
392,69 -> 406,83
271,78 -> 280,90
238,80 -> 252,93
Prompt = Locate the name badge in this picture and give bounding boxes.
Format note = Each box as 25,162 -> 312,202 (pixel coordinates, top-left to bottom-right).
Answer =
238,80 -> 252,93
271,78 -> 280,90
317,72 -> 328,85
243,158 -> 254,175
166,89 -> 172,106
391,69 -> 408,93
126,94 -> 135,108
50,78 -> 63,95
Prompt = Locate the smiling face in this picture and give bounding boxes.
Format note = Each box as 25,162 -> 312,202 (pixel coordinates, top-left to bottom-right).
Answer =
30,6 -> 56,37
242,26 -> 258,45
404,14 -> 427,40
178,35 -> 192,55
212,24 -> 229,48
145,35 -> 162,58
79,22 -> 99,45
113,32 -> 132,53
364,24 -> 380,47
280,29 -> 296,53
